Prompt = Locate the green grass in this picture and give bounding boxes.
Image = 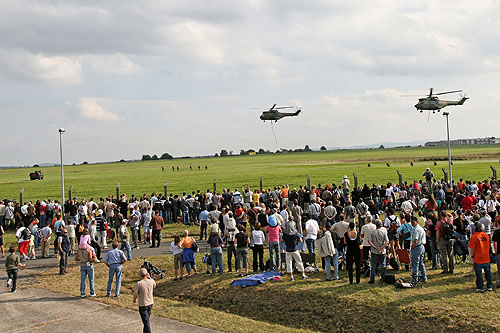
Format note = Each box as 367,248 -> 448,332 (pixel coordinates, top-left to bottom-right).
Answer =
33,249 -> 500,333
1,145 -> 499,202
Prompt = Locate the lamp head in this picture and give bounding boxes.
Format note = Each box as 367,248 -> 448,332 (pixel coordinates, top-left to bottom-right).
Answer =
58,128 -> 66,133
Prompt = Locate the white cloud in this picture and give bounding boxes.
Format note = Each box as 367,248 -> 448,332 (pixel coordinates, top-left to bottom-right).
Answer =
77,98 -> 119,121
82,54 -> 142,75
0,48 -> 82,84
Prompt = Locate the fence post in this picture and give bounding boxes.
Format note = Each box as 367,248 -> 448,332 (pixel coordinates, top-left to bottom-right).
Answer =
441,168 -> 448,183
116,183 -> 120,201
353,172 -> 358,189
69,185 -> 73,201
259,176 -> 263,192
396,170 -> 403,188
20,188 -> 24,205
307,174 -> 311,189
491,166 -> 497,179
213,179 -> 217,193
164,181 -> 168,197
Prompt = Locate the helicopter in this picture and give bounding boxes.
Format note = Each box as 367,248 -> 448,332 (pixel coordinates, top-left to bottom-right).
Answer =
403,88 -> 468,113
252,104 -> 301,122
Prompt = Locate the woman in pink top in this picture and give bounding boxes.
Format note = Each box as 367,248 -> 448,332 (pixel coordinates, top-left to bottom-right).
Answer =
266,214 -> 282,271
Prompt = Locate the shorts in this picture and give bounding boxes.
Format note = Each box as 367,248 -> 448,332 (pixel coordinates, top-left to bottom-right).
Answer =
388,232 -> 398,242
143,225 -> 151,233
0,236 -> 3,246
174,253 -> 183,270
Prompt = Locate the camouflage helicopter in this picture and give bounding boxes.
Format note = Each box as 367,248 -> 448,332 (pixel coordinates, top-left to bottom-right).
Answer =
252,104 -> 301,122
404,88 -> 468,113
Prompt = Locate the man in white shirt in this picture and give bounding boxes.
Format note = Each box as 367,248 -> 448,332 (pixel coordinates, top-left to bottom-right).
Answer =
360,214 -> 376,264
304,213 -> 319,254
308,199 -> 321,222
40,224 -> 52,258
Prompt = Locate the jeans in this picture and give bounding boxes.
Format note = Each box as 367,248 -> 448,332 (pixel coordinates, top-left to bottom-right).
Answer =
7,268 -> 18,292
151,230 -> 161,247
39,215 -> 46,228
438,238 -> 454,273
236,247 -> 249,270
227,244 -> 237,271
182,210 -> 190,224
324,254 -> 339,280
97,230 -> 107,247
269,241 -> 281,270
131,228 -> 139,248
59,252 -> 68,274
70,215 -> 79,225
306,238 -> 315,254
121,241 -> 132,260
429,237 -> 439,269
139,304 -> 153,333
370,253 -> 386,282
473,262 -> 493,290
410,245 -> 427,283
107,264 -> 123,296
80,265 -> 95,296
210,247 -> 223,274
33,231 -> 40,249
252,244 -> 264,271
200,221 -> 208,240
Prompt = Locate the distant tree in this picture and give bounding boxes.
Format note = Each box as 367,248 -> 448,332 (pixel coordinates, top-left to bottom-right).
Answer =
240,149 -> 248,156
160,153 -> 173,160
119,159 -> 125,162
258,148 -> 266,154
220,149 -> 228,157
304,145 -> 312,152
142,154 -> 152,161
152,154 -> 158,160
72,163 -> 76,166
229,150 -> 233,156
33,164 -> 39,167
378,144 -> 385,149
82,161 -> 89,165
320,146 -> 327,151
214,153 -> 219,157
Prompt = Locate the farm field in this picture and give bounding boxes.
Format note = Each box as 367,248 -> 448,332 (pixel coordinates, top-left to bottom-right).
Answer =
1,144 -> 499,202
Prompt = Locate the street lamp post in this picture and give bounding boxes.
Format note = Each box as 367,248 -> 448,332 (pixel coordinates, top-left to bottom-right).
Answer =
59,128 -> 66,215
442,112 -> 452,188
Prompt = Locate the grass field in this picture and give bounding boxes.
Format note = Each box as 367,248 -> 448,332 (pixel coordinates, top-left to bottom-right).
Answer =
1,145 -> 499,203
32,243 -> 500,333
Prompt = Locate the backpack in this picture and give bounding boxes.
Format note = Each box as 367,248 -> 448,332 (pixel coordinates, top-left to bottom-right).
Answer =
388,216 -> 399,235
22,227 -> 31,240
399,224 -> 411,240
440,220 -> 455,241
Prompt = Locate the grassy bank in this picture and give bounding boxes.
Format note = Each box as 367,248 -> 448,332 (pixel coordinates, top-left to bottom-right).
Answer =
32,248 -> 500,333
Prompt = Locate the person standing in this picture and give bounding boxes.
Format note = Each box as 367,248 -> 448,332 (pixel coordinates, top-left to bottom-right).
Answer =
251,223 -> 265,272
16,224 -> 31,261
304,213 -> 319,254
423,168 -> 434,194
281,223 -> 308,281
436,211 -> 455,274
75,240 -> 97,297
149,211 -> 164,248
40,222 -> 52,258
104,241 -> 127,297
360,215 -> 376,265
266,214 -> 281,270
469,222 -> 493,292
57,228 -> 70,275
120,219 -> 133,260
5,246 -> 24,292
235,224 -> 250,276
368,220 -> 389,284
208,228 -> 224,275
344,222 -> 361,284
317,222 -> 337,281
133,268 -> 156,333
410,216 -> 427,284
95,209 -> 107,249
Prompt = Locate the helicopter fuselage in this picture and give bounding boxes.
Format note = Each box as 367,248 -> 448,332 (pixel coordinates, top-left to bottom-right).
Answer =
260,110 -> 301,121
415,97 -> 468,111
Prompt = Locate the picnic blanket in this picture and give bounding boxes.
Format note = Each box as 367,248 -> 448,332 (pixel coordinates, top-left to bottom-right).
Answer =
231,270 -> 282,288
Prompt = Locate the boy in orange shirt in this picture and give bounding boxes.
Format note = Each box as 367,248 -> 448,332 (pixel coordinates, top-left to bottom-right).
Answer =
468,222 -> 493,292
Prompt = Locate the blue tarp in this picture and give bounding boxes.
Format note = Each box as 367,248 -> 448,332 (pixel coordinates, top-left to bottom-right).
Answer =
231,270 -> 282,288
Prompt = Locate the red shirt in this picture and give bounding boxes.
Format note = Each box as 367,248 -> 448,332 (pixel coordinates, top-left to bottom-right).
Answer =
461,196 -> 473,211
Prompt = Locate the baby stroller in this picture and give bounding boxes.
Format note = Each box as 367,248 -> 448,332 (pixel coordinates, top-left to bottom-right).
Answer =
140,257 -> 167,279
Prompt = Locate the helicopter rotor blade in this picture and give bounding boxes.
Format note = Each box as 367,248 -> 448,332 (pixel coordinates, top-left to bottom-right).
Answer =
274,106 -> 294,109
433,90 -> 462,96
428,88 -> 433,97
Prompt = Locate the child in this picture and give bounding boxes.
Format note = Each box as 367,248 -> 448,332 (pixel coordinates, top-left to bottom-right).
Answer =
79,228 -> 99,262
5,246 -> 25,292
171,235 -> 184,280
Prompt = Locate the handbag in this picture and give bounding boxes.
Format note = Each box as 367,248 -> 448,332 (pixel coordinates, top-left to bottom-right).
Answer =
191,237 -> 198,252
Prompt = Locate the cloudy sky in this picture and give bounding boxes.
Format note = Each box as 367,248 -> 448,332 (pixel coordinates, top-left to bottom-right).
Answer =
1,0 -> 499,165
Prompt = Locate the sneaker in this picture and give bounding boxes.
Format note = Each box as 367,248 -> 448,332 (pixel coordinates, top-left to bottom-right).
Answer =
90,293 -> 97,297
7,278 -> 12,289
81,295 -> 85,298
325,278 -> 332,281
32,256 -> 36,260
476,288 -> 485,293
289,276 -> 295,282
113,295 -> 120,298
95,259 -> 100,263
302,275 -> 308,280
368,280 -> 375,284
134,247 -> 140,250
487,287 -> 493,292
11,289 -> 16,293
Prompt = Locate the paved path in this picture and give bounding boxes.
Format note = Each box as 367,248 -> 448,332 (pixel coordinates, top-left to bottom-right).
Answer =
0,288 -> 217,333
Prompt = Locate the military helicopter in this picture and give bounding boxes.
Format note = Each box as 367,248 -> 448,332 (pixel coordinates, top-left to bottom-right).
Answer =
403,88 -> 468,113
252,104 -> 301,122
